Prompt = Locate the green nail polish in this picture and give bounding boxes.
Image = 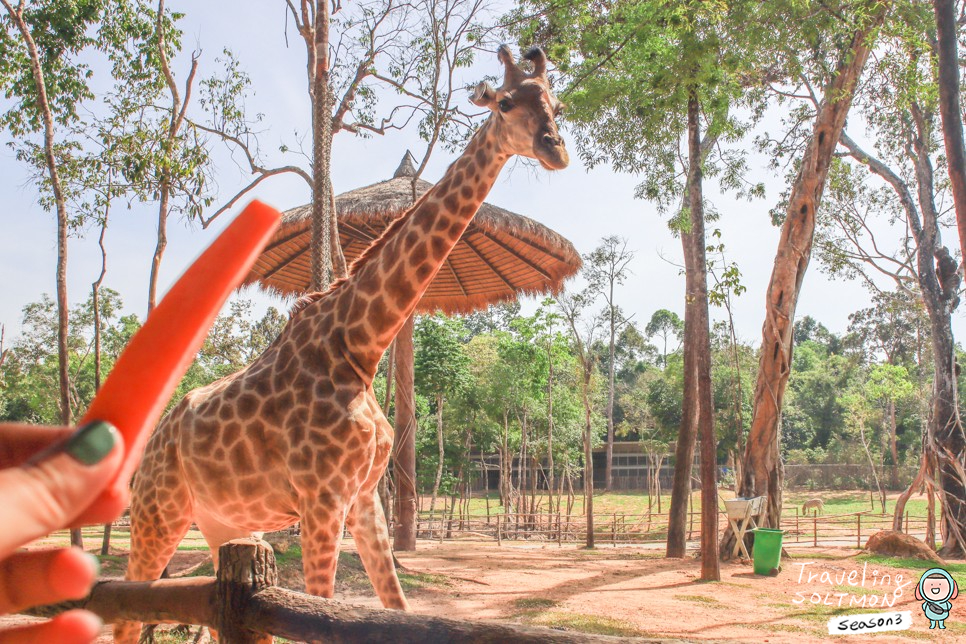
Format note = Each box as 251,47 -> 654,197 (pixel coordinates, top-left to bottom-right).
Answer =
64,421 -> 118,465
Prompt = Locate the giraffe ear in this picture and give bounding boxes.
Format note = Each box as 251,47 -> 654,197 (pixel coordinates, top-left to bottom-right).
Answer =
470,81 -> 496,108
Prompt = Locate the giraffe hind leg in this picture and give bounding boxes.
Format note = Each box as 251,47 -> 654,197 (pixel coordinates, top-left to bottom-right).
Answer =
346,488 -> 409,610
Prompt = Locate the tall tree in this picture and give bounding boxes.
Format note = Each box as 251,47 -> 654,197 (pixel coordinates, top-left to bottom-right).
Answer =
144,0 -> 210,313
513,0 -> 785,576
583,236 -> 634,490
0,0 -> 98,428
646,309 -> 683,369
822,4 -> 966,554
724,3 -> 887,557
932,0 -> 966,263
558,290 -> 603,549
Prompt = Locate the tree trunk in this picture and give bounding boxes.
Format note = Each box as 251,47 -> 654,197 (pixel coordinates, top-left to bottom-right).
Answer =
932,0 -> 966,265
893,440 -> 930,531
666,94 -> 706,559
429,393 -> 445,514
722,11 -> 882,559
842,93 -> 966,555
605,291 -> 616,491
148,189 -> 169,314
93,206 -> 110,555
888,399 -> 899,489
547,338 -> 556,514
501,411 -> 512,512
392,316 -> 417,551
901,100 -> 965,557
927,305 -> 966,557
679,94 -> 719,581
310,0 -> 335,290
582,369 -> 595,549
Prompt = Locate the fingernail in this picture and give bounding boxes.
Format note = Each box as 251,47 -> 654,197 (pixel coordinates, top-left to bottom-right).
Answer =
62,421 -> 119,465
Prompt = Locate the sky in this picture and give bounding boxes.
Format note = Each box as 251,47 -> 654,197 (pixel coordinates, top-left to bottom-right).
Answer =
1,0 -> 963,351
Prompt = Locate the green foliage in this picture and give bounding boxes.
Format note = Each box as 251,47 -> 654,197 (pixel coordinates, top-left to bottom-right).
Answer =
414,314 -> 471,398
508,0 -> 790,213
0,290 -> 134,423
0,294 -> 287,423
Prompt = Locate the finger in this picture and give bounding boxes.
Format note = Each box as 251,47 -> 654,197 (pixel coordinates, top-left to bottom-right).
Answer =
0,426 -> 73,469
0,421 -> 123,559
0,548 -> 99,614
0,609 -> 102,644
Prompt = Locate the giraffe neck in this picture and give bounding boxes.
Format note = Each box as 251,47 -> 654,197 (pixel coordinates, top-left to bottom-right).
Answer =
332,117 -> 510,379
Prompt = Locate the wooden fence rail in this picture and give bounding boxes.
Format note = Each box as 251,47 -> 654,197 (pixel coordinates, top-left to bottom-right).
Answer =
32,539 -> 660,644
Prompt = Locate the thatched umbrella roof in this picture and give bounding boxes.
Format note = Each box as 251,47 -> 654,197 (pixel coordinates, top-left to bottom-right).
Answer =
245,152 -> 581,314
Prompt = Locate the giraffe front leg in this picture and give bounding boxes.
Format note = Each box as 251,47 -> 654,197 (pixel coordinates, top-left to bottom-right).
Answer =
346,488 -> 409,610
299,495 -> 349,599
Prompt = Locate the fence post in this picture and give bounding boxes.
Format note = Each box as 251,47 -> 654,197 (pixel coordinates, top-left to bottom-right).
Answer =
216,538 -> 277,644
612,513 -> 617,546
795,510 -> 800,543
496,513 -> 502,546
813,516 -> 818,548
857,514 -> 861,549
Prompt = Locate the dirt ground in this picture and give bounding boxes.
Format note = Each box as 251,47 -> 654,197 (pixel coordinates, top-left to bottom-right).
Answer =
5,541 -> 963,642
385,543 -> 962,642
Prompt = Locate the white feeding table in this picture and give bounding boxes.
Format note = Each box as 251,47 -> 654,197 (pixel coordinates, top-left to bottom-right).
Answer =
725,496 -> 766,559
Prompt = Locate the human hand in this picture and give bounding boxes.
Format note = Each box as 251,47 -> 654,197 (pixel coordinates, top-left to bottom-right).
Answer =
0,421 -> 124,644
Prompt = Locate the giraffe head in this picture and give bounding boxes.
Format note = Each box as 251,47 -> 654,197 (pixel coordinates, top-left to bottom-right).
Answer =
470,45 -> 569,170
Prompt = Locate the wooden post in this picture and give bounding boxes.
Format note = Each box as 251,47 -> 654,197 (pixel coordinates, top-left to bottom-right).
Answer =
612,512 -> 617,546
905,510 -> 909,534
215,538 -> 277,644
557,507 -> 563,547
392,315 -> 418,551
496,514 -> 502,546
813,516 -> 818,547
857,514 -> 861,549
795,510 -> 800,543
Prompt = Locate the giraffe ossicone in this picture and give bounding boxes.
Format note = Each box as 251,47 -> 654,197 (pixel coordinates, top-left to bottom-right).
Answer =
113,45 -> 568,643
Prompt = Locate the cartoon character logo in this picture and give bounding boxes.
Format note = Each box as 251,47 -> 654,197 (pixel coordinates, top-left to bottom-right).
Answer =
915,568 -> 958,629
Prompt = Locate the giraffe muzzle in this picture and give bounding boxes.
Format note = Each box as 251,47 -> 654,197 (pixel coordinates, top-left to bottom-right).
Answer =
536,132 -> 569,170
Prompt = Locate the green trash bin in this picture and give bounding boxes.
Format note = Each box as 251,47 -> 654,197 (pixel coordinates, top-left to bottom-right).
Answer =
752,528 -> 783,576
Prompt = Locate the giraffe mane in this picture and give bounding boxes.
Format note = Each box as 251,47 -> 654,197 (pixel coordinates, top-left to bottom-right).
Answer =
288,188 -> 434,321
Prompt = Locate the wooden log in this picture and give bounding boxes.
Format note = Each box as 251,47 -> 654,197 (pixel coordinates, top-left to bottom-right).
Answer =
245,587 -> 653,643
26,577 -> 215,626
29,538 -> 659,643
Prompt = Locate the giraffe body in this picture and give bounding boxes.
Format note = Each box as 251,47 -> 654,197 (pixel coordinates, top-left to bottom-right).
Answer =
114,45 -> 568,643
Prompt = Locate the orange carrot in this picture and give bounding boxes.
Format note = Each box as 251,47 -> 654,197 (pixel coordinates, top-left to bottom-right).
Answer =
81,200 -> 280,489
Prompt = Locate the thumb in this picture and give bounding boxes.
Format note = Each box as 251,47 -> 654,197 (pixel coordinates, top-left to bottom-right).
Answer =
0,421 -> 123,559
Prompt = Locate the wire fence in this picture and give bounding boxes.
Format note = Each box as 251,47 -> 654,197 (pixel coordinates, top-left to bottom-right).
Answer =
407,508 -> 931,548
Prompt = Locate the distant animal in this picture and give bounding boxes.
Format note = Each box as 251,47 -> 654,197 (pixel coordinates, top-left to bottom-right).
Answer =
802,498 -> 825,515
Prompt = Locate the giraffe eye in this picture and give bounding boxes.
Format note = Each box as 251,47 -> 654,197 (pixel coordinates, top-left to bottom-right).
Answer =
554,103 -> 566,117
498,98 -> 514,113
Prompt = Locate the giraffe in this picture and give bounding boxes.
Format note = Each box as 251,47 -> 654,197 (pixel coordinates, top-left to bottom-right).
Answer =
114,45 -> 568,643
